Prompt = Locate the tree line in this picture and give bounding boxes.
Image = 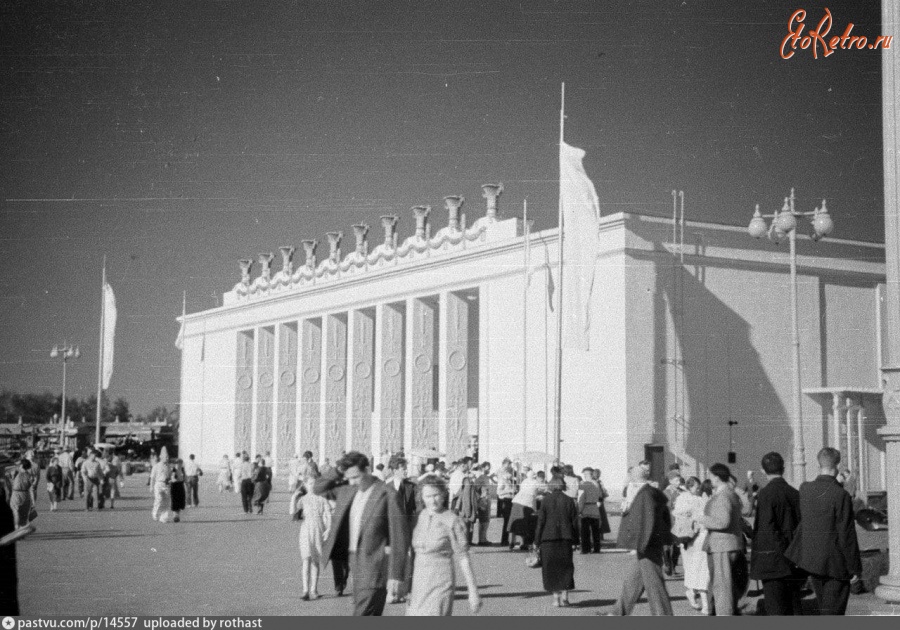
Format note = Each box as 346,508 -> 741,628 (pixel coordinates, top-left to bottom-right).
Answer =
0,390 -> 177,427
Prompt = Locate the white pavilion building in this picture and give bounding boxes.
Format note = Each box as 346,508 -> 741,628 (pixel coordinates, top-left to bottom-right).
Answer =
178,185 -> 888,492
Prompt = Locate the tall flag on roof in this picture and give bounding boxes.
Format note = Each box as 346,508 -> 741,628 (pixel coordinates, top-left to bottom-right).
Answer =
560,140 -> 602,351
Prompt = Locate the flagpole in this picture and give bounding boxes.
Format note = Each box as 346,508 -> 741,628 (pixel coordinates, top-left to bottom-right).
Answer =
554,82 -> 565,462
95,256 -> 106,445
522,199 -> 529,454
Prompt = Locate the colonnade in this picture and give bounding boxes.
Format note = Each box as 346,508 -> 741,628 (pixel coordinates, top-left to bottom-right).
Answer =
232,289 -> 479,471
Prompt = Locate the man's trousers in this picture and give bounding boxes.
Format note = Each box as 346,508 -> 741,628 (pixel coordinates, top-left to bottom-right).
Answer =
580,517 -> 601,553
809,575 -> 850,615
610,548 -> 673,616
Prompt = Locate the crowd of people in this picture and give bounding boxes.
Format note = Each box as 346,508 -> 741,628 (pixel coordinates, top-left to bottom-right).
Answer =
0,441 -> 872,617
610,447 -> 863,617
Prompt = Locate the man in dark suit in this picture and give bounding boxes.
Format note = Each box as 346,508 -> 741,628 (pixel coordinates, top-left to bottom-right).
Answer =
320,451 -> 411,615
749,452 -> 803,615
385,456 -> 418,604
608,465 -> 674,616
785,447 -> 862,615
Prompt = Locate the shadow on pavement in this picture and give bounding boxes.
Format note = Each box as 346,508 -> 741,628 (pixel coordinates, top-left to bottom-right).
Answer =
29,530 -> 160,541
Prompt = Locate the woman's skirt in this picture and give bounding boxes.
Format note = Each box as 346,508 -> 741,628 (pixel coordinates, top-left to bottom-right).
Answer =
682,531 -> 711,591
540,540 -> 575,592
406,553 -> 455,616
253,481 -> 271,505
507,504 -> 535,537
170,482 -> 186,512
47,482 -> 62,502
599,504 -> 611,535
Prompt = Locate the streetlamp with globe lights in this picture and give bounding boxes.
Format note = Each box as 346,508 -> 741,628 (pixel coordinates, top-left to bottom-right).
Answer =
50,343 -> 80,449
748,188 -> 834,483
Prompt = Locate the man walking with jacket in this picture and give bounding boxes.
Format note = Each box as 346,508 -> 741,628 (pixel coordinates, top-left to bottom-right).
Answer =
608,464 -> 674,616
786,447 -> 861,615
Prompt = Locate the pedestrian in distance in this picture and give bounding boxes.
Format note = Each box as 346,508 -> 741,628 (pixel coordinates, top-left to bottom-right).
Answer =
238,453 -> 254,513
217,454 -> 232,492
45,456 -> 63,512
169,458 -> 187,523
149,447 -> 173,522
785,447 -> 862,615
184,453 -> 202,507
534,475 -> 579,608
291,470 -> 332,601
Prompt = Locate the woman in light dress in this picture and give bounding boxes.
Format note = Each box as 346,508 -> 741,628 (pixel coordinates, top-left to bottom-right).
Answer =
290,472 -> 332,601
507,467 -> 540,550
407,475 -> 481,616
149,448 -> 173,522
231,453 -> 243,494
217,454 -> 232,492
9,460 -> 35,529
672,476 -> 711,614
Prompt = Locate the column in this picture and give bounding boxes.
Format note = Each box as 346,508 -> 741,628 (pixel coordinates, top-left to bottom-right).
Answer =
407,297 -> 438,453
234,330 -> 254,454
831,392 -> 841,448
299,319 -> 322,458
276,322 -> 298,471
322,313 -> 348,462
348,309 -> 375,453
376,303 -> 405,456
442,291 -> 469,461
877,0 -> 900,602
255,326 -> 275,462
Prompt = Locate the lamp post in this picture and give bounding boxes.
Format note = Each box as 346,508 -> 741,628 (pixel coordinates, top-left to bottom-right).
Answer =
51,343 -> 80,449
748,188 -> 835,484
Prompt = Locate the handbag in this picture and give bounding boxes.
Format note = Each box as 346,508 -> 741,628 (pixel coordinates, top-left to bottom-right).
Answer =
525,544 -> 542,569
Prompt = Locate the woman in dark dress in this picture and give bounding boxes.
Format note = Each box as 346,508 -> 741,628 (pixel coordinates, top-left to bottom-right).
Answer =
252,459 -> 272,515
46,456 -> 63,512
169,459 -> 186,522
534,476 -> 579,607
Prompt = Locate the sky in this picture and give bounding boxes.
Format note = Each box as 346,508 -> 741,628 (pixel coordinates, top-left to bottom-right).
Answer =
0,0 -> 885,417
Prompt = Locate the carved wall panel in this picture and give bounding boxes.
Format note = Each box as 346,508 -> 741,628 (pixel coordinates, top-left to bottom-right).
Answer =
324,313 -> 348,461
445,292 -> 469,460
350,310 -> 375,452
380,303 -> 405,453
234,330 -> 254,455
255,326 -> 275,459
276,322 -> 298,471
300,319 -> 322,456
411,298 -> 438,451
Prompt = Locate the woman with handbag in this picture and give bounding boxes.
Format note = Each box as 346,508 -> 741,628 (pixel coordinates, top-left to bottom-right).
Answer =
673,476 -> 711,614
534,476 -> 579,607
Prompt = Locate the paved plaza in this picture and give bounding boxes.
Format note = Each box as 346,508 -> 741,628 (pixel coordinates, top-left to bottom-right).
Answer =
14,475 -> 889,616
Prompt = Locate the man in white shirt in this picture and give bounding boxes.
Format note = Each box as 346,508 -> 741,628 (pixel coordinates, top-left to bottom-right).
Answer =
184,454 -> 202,507
449,457 -> 473,510
320,452 -> 411,615
57,448 -> 75,500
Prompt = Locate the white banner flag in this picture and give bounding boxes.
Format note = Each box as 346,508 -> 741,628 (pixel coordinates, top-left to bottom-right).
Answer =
560,141 -> 601,351
101,282 -> 116,389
